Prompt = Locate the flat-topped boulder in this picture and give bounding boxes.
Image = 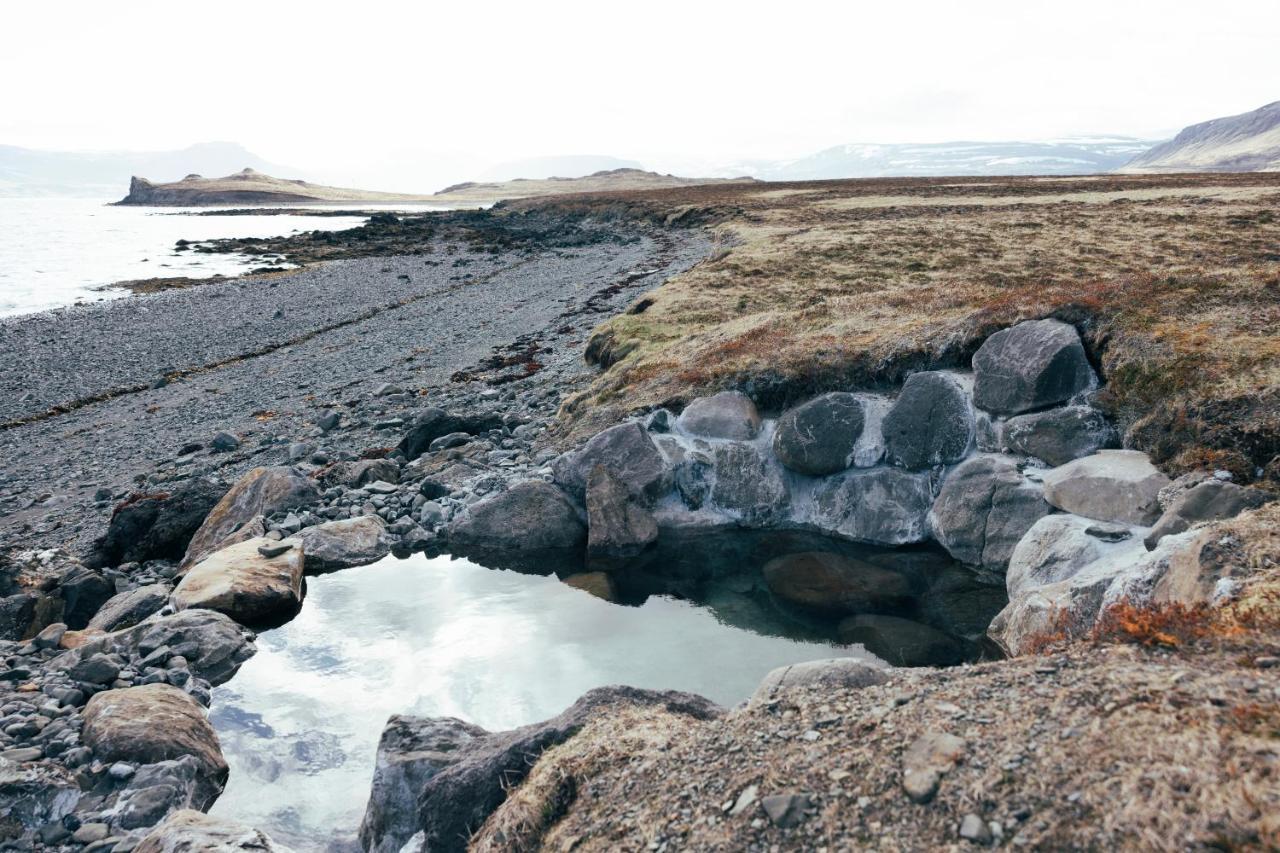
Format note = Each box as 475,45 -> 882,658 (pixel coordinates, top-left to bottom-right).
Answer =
1041,449 -> 1171,526
772,392 -> 867,476
183,466 -> 320,567
929,454 -> 1051,569
448,480 -> 586,552
293,515 -> 393,573
882,371 -> 973,470
135,809 -> 295,852
1003,405 -> 1115,466
972,319 -> 1095,415
677,391 -> 761,440
172,537 -> 305,628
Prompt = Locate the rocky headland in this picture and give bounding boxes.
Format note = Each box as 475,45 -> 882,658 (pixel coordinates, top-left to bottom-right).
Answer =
2,172 -> 1278,851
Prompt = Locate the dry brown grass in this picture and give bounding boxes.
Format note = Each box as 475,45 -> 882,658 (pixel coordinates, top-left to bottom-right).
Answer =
517,173 -> 1280,483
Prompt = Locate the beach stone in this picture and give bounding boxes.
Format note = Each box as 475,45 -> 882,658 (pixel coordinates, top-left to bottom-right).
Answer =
397,408 -> 504,461
552,422 -> 672,504
83,684 -> 227,808
750,658 -> 889,706
88,477 -> 227,568
882,372 -> 974,470
901,731 -> 967,804
210,431 -> 240,453
710,442 -> 790,524
69,652 -> 121,684
294,515 -> 394,573
321,458 -> 400,488
762,552 -> 913,614
183,467 -> 320,567
972,319 -> 1095,414
960,813 -> 993,844
33,620 -> 67,649
448,481 -> 585,552
761,793 -> 810,828
677,391 -> 761,440
772,392 -> 866,476
929,455 -> 1052,569
0,759 -> 80,833
1003,405 -> 1114,466
358,715 -> 489,853
172,537 -> 304,627
837,614 -> 965,667
1041,450 -> 1171,525
585,465 -> 658,560
86,584 -> 171,633
135,809 -> 294,852
65,609 -> 255,686
812,467 -> 933,545
1144,480 -> 1272,550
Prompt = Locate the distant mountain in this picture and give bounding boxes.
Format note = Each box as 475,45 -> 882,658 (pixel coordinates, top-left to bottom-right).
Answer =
714,138 -> 1160,181
1119,101 -> 1280,173
0,142 -> 302,197
479,155 -> 645,182
115,168 -> 437,206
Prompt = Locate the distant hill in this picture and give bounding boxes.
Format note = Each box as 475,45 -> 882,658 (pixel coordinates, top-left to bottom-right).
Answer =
724,138 -> 1159,180
479,155 -> 644,182
430,168 -> 757,204
1119,101 -> 1280,173
0,141 -> 302,197
115,168 -> 438,206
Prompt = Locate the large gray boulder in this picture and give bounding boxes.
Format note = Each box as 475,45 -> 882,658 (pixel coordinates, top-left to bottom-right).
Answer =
135,810 -> 294,853
552,422 -> 672,504
972,319 -> 1095,415
710,442 -> 790,524
761,552 -> 913,614
677,391 -> 761,440
1041,449 -> 1171,525
0,758 -> 80,834
293,515 -> 394,573
358,716 -> 489,853
85,583 -> 171,633
811,467 -> 933,545
172,537 -> 305,628
397,408 -> 504,461
111,756 -> 207,831
1144,480 -> 1273,550
1004,514 -> 1142,600
83,684 -> 228,809
882,372 -> 973,470
750,658 -> 889,706
928,455 -> 1052,570
67,609 -> 256,686
585,465 -> 658,560
448,481 -> 586,552
183,467 -> 320,567
771,392 -> 866,476
1003,405 -> 1115,466
88,477 -> 227,569
837,614 -> 965,667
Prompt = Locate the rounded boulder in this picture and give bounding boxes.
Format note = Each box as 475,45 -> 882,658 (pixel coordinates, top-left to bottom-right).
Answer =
772,392 -> 867,476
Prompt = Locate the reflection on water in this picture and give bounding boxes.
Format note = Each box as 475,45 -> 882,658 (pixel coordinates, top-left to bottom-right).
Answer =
209,532 -> 1003,850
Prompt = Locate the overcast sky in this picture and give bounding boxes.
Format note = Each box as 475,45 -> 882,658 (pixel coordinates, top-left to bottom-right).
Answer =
5,0 -> 1278,184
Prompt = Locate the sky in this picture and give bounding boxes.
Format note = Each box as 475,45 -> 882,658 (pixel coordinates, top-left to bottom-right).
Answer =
4,0 -> 1278,187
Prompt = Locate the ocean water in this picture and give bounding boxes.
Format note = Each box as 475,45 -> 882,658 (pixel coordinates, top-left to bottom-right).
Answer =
0,198 -> 445,317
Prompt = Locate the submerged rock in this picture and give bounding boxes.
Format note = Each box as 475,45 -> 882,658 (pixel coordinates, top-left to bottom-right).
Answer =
586,465 -> 658,560
761,551 -> 913,615
772,392 -> 867,476
1003,405 -> 1115,466
183,466 -> 320,567
135,809 -> 294,852
172,537 -> 305,628
552,422 -> 672,504
677,391 -> 761,440
972,318 -> 1095,415
838,614 -> 965,667
1041,450 -> 1171,526
294,515 -> 394,573
811,467 -> 933,545
929,455 -> 1051,570
1144,480 -> 1272,550
882,371 -> 973,470
448,480 -> 586,552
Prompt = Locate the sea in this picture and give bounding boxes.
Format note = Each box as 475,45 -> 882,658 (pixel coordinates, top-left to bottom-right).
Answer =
0,198 -> 449,317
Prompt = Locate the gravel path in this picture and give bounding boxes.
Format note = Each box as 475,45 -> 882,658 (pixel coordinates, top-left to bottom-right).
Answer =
0,226 -> 710,555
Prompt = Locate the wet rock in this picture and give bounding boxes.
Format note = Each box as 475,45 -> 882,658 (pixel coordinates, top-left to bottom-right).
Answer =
83,684 -> 228,808
1144,481 -> 1272,550
762,552 -> 913,614
882,371 -> 974,470
448,481 -> 586,552
66,609 -> 255,686
972,319 -> 1095,415
761,793 -> 810,828
838,614 -> 965,667
750,658 -> 889,706
321,458 -> 400,488
135,809 -> 294,852
1041,450 -> 1171,526
358,716 -> 489,853
710,442 -> 790,524
585,465 -> 658,560
294,516 -> 394,573
0,757 -> 80,831
1003,405 -> 1114,466
811,467 -> 933,545
929,455 -> 1051,570
88,478 -> 227,568
771,392 -> 866,476
397,408 -> 503,461
901,731 -> 966,804
172,537 -> 304,628
552,422 -> 672,504
676,391 -> 761,440
113,756 -> 205,829
86,584 -> 171,633
183,467 -> 320,567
